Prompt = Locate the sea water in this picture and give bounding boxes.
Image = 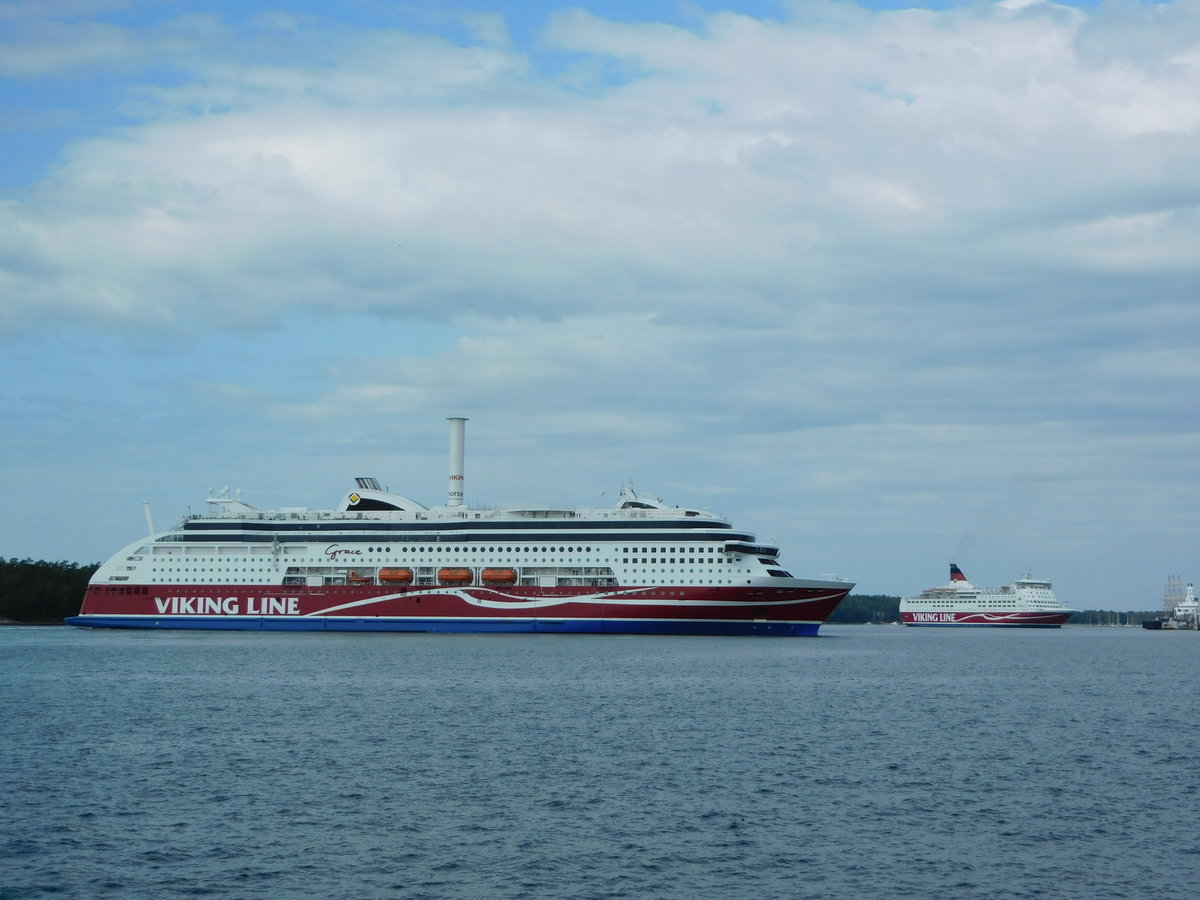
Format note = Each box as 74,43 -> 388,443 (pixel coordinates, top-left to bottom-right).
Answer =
1,625 -> 1197,899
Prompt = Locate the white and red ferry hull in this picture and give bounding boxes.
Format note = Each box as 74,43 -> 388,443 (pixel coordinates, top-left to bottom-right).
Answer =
67,582 -> 851,636
901,610 -> 1072,627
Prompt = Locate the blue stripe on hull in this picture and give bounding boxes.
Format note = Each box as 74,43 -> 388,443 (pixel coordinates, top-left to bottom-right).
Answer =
65,616 -> 822,637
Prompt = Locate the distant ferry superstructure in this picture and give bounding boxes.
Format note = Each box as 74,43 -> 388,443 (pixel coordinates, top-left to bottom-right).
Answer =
67,418 -> 852,636
899,564 -> 1075,627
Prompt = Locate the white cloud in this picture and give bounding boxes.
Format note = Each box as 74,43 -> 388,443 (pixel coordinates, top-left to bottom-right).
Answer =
4,2 -> 1197,337
0,20 -> 137,76
2,1 -> 1198,605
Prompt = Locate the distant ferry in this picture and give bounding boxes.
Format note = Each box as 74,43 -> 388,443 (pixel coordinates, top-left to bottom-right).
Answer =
899,564 -> 1075,627
66,418 -> 852,636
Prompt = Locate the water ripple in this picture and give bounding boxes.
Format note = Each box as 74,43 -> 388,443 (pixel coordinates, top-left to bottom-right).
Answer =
2,626 -> 1198,898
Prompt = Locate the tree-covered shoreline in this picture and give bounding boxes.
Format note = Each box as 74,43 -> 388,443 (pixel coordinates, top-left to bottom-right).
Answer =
1,558 -> 99,624
826,593 -> 900,624
0,558 -> 1169,626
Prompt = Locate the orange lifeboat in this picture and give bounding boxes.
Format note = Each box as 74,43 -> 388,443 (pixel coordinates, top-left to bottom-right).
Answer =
481,568 -> 517,585
379,568 -> 414,584
438,567 -> 473,585
347,571 -> 373,584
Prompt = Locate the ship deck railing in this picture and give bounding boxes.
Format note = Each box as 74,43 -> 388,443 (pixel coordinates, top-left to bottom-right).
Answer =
185,506 -> 722,524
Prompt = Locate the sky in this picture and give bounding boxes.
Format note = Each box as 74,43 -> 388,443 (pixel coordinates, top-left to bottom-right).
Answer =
2,0 -> 1198,609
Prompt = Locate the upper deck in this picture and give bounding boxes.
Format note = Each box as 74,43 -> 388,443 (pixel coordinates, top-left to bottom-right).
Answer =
166,484 -> 764,559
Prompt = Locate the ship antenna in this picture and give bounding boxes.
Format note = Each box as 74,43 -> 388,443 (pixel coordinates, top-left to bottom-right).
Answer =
143,501 -> 156,536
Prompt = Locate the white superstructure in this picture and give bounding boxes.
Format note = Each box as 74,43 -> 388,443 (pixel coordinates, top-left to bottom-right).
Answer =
70,418 -> 853,635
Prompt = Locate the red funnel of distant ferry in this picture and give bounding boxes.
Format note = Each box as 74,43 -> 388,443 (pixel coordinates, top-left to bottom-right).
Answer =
950,564 -> 968,582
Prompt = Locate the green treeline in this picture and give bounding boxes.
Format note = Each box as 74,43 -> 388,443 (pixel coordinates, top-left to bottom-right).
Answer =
0,558 -> 98,624
0,558 -> 1173,627
827,593 -> 901,624
1070,609 -> 1166,627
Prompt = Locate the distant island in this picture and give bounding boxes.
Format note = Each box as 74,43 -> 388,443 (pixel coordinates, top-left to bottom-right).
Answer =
0,557 -> 1166,627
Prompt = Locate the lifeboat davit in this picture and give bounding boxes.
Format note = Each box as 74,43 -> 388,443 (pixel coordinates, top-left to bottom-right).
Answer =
481,568 -> 517,584
379,568 -> 414,584
438,567 -> 472,585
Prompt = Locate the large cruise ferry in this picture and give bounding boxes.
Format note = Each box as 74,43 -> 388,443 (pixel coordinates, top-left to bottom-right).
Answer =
67,418 -> 852,635
899,564 -> 1075,627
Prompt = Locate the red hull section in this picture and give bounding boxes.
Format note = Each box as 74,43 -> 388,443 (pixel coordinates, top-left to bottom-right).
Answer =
901,610 -> 1072,627
71,582 -> 850,635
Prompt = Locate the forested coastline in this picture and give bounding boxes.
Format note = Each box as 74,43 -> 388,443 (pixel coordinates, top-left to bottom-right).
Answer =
0,558 -> 1168,626
826,593 -> 900,624
0,558 -> 99,624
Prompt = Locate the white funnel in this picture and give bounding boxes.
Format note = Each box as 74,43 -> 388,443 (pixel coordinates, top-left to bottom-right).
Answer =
447,417 -> 467,506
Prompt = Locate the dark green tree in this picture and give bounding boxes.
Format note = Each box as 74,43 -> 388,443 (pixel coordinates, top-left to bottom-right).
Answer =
0,558 -> 99,624
827,593 -> 901,624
